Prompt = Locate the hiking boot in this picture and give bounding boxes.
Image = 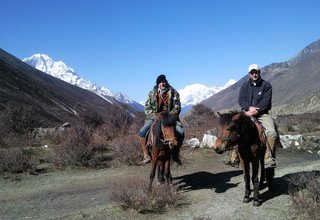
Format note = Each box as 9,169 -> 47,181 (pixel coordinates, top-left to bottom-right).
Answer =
223,159 -> 239,168
142,155 -> 151,164
264,157 -> 277,169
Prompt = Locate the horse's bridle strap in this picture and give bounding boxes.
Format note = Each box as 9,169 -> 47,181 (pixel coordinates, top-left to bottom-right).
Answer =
216,135 -> 236,151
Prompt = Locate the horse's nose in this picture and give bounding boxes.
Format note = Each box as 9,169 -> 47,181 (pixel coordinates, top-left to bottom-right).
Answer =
214,147 -> 224,154
171,138 -> 178,146
168,138 -> 178,149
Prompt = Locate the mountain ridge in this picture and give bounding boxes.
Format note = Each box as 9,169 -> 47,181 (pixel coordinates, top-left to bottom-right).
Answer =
0,48 -> 138,126
23,54 -> 144,111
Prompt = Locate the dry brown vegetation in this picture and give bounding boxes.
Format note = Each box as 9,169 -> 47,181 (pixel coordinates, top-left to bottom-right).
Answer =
0,105 -> 142,173
182,104 -> 218,140
287,171 -> 320,220
0,105 -> 43,173
109,134 -> 142,166
109,177 -> 182,213
275,111 -> 320,134
2,103 -> 318,174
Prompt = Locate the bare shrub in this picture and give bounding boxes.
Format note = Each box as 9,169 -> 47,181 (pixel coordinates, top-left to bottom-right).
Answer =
0,134 -> 36,173
45,124 -> 113,168
128,111 -> 145,135
183,104 -> 218,139
287,171 -> 320,220
109,134 -> 142,165
0,104 -> 42,135
45,105 -> 137,168
0,105 -> 43,173
109,177 -> 181,213
79,110 -> 104,130
49,126 -> 95,167
89,131 -> 113,168
276,111 -> 320,134
103,105 -> 134,139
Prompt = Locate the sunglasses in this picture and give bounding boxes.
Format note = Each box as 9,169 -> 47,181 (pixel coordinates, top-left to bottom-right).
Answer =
250,71 -> 259,75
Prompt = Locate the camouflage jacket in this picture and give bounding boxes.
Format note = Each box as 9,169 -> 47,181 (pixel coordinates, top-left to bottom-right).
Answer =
144,85 -> 181,120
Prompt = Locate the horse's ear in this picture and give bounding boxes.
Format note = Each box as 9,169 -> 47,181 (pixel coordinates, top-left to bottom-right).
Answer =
232,113 -> 241,122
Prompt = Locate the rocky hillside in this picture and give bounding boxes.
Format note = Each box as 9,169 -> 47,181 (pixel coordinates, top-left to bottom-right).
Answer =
0,48 -> 138,127
202,39 -> 320,115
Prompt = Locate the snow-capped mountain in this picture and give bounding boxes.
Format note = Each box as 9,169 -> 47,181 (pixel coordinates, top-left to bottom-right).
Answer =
178,79 -> 236,115
23,54 -> 144,111
178,79 -> 236,107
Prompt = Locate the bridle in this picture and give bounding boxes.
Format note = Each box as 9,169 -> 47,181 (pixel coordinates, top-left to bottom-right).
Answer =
216,130 -> 238,151
160,123 -> 176,149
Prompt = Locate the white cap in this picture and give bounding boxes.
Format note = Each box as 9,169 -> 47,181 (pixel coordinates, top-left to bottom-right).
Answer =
248,64 -> 260,72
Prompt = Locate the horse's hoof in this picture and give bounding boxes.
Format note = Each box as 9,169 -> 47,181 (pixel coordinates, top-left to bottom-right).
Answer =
253,200 -> 262,206
243,197 -> 250,203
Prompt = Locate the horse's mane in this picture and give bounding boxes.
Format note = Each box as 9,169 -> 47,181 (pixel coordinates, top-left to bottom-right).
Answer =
218,111 -> 256,132
218,110 -> 239,125
161,112 -> 177,126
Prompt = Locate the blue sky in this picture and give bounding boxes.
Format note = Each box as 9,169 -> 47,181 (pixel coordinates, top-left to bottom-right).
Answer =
1,0 -> 320,102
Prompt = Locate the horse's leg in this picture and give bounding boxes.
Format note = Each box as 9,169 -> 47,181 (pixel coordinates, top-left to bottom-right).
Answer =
266,168 -> 275,192
252,160 -> 261,206
242,160 -> 251,203
259,158 -> 265,189
157,159 -> 165,184
164,155 -> 173,185
149,149 -> 157,188
266,149 -> 276,192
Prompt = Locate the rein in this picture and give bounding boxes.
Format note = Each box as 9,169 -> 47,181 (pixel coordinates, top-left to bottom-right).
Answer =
160,124 -> 175,149
216,132 -> 238,151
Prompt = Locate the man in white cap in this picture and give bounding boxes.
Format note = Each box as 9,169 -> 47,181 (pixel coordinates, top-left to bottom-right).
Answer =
224,64 -> 278,168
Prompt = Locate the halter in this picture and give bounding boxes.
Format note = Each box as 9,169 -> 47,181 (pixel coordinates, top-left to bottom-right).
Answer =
216,131 -> 238,151
160,123 -> 176,149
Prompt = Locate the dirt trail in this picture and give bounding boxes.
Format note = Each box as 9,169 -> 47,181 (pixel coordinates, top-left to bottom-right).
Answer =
0,148 -> 319,220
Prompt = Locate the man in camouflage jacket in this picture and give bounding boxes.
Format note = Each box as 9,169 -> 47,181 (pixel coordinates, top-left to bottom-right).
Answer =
138,74 -> 185,164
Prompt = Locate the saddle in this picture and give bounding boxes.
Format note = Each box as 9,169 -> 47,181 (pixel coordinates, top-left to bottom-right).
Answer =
250,117 -> 267,147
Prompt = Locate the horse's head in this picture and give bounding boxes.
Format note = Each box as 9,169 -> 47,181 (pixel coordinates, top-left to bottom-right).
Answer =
213,111 -> 241,154
158,112 -> 178,149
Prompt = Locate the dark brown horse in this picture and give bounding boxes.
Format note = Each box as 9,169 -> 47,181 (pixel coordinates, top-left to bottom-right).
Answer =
213,111 -> 275,206
148,112 -> 178,186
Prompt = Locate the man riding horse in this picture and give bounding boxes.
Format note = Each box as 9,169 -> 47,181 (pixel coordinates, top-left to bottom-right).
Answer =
138,74 -> 185,165
224,64 -> 278,169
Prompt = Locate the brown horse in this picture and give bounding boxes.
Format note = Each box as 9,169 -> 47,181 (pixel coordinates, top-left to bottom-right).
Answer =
148,112 -> 178,187
213,111 -> 275,206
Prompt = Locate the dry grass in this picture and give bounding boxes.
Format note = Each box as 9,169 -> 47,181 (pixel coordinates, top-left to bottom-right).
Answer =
109,177 -> 181,213
287,171 -> 320,220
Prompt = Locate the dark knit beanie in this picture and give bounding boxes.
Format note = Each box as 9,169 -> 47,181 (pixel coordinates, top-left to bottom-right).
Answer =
156,74 -> 167,85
